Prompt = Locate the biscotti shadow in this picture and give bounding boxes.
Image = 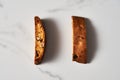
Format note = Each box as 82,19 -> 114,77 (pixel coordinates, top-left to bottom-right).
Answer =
42,18 -> 61,63
85,18 -> 98,63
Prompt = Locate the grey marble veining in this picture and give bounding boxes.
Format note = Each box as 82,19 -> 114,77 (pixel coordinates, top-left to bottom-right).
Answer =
0,21 -> 32,60
48,0 -> 92,12
47,0 -> 109,12
0,42 -> 7,48
37,67 -> 62,80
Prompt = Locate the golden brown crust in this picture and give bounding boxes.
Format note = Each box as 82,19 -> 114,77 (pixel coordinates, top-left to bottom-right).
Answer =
34,16 -> 45,65
72,16 -> 87,63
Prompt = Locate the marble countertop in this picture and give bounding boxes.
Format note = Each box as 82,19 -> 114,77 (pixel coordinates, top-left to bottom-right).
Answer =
0,0 -> 120,80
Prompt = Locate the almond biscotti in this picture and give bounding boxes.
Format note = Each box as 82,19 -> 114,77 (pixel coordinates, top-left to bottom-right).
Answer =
72,16 -> 87,63
34,16 -> 45,65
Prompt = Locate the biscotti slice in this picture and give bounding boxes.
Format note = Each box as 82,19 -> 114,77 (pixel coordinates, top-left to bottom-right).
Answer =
34,16 -> 45,65
72,16 -> 87,63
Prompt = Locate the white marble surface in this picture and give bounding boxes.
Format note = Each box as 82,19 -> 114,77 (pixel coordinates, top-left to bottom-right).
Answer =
0,0 -> 120,80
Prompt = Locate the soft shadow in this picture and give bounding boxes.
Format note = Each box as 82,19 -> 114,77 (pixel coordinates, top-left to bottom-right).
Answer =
41,18 -> 61,63
0,3 -> 3,8
85,18 -> 98,63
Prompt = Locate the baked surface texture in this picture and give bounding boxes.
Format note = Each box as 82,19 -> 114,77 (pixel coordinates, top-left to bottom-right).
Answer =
72,16 -> 87,63
34,16 -> 45,65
